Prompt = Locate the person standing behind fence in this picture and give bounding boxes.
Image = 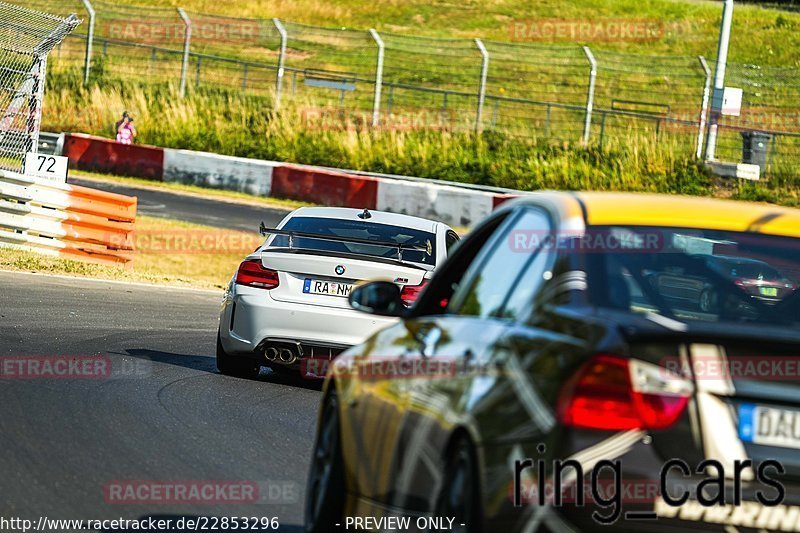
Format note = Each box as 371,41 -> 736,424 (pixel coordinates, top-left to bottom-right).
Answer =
114,111 -> 128,136
116,115 -> 137,145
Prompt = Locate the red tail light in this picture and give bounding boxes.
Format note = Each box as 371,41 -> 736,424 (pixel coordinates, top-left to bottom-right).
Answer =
400,280 -> 428,307
235,259 -> 279,290
557,354 -> 692,431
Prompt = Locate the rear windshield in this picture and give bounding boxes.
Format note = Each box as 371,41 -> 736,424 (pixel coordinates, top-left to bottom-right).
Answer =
584,226 -> 800,325
270,216 -> 436,266
712,258 -> 783,280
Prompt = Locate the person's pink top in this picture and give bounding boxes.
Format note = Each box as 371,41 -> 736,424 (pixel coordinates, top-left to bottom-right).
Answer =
116,124 -> 133,145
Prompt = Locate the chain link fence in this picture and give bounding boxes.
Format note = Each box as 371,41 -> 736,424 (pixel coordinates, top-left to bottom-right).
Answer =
13,0 -> 800,177
714,63 -> 800,176
0,2 -> 79,172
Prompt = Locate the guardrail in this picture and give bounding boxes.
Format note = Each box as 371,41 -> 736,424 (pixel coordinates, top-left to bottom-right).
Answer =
37,132 -> 65,156
49,131 -> 520,195
59,133 -> 515,226
0,167 -> 137,267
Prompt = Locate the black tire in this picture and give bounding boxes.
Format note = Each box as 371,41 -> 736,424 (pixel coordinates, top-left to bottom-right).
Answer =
305,390 -> 345,533
699,289 -> 717,313
435,436 -> 483,533
216,331 -> 260,379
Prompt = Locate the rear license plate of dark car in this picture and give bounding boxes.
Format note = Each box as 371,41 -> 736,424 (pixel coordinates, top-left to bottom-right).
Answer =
740,403 -> 800,449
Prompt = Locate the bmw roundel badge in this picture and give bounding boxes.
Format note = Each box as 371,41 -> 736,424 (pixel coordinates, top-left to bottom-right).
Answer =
335,265 -> 346,276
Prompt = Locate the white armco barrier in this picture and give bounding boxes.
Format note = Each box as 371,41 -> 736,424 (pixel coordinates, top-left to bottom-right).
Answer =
376,179 -> 497,228
163,148 -> 278,196
0,168 -> 138,267
60,133 -> 521,227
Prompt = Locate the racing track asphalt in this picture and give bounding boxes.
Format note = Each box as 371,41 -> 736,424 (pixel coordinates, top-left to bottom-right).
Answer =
69,177 -> 289,232
0,271 -> 318,531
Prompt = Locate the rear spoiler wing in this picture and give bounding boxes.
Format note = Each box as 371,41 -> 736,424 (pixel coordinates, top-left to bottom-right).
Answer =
259,222 -> 432,262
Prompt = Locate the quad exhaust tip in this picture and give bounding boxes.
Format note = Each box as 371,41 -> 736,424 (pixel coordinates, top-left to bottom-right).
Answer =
279,348 -> 296,364
265,347 -> 279,361
264,345 -> 298,364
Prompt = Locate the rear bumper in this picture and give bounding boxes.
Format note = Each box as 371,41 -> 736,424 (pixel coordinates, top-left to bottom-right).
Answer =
218,282 -> 398,356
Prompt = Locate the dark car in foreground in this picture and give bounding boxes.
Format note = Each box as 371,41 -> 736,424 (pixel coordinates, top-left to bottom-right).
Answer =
305,192 -> 800,533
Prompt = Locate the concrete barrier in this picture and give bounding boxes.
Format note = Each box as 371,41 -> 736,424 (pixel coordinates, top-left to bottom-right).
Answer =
63,133 -> 164,180
271,165 -> 379,208
375,179 -> 495,228
59,133 -> 519,226
706,161 -> 761,181
163,148 -> 277,196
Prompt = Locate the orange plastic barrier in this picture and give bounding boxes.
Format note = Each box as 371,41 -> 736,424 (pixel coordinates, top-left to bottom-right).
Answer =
58,184 -> 138,268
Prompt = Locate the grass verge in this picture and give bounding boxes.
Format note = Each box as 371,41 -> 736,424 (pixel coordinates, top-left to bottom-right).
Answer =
28,0 -> 800,65
44,79 -> 800,209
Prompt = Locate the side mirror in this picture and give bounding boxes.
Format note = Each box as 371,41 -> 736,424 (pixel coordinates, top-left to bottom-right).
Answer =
349,281 -> 405,317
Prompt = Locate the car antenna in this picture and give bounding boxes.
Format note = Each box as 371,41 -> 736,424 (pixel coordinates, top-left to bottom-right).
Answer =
357,208 -> 371,220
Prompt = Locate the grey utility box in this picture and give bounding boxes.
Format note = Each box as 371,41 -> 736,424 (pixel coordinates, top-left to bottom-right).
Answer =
740,131 -> 772,172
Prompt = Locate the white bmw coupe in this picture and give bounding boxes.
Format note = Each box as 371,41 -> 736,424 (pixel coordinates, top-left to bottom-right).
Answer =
217,206 -> 459,379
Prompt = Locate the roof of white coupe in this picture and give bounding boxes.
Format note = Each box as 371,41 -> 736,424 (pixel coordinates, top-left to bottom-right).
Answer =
286,207 -> 442,233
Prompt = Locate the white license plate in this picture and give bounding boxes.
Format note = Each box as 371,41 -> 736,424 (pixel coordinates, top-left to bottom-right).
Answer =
739,403 -> 800,449
760,286 -> 778,297
302,278 -> 353,298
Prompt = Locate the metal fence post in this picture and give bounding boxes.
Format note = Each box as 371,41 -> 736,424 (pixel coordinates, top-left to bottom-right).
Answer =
475,38 -> 489,134
697,56 -> 712,160
195,56 -> 201,87
599,111 -> 607,149
177,8 -> 191,98
545,103 -> 551,138
80,0 -> 94,85
368,29 -> 384,128
272,18 -> 287,110
704,0 -> 734,161
582,46 -> 597,145
26,54 -> 47,161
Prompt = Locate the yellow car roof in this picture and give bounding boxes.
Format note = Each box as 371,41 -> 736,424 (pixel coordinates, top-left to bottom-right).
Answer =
574,192 -> 800,239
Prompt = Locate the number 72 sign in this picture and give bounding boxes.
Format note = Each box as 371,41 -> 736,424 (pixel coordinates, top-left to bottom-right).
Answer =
24,152 -> 69,183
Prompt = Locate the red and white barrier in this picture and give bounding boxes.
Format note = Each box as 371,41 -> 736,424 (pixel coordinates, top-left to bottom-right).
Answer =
61,133 -> 517,226
0,167 -> 137,267
63,133 -> 164,180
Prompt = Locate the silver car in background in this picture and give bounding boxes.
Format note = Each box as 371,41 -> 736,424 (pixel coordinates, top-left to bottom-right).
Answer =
217,207 -> 459,379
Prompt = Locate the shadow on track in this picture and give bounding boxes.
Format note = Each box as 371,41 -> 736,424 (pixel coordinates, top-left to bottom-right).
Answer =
120,348 -> 323,391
